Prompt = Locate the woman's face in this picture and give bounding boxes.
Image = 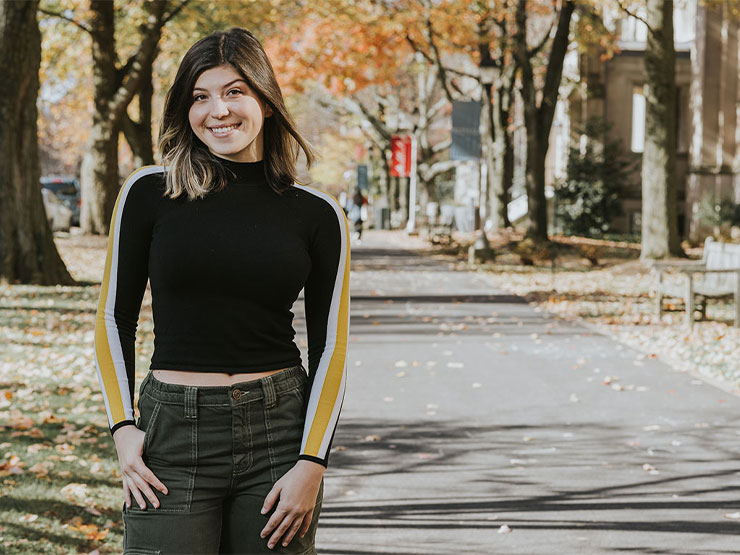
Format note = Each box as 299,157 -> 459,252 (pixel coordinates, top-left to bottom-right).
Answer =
188,64 -> 272,163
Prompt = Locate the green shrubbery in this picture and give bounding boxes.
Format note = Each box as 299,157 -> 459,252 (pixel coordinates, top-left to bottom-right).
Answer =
697,194 -> 740,228
555,118 -> 635,238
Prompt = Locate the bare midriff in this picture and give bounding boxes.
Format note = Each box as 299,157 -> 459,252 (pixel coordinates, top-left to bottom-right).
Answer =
151,367 -> 290,386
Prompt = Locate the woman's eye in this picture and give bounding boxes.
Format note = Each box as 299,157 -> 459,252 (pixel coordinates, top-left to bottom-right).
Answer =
192,90 -> 240,102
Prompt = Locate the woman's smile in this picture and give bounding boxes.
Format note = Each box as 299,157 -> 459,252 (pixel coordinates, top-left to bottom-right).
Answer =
208,122 -> 242,137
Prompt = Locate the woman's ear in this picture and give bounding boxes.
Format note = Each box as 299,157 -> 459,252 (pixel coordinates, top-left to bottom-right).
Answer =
264,103 -> 273,118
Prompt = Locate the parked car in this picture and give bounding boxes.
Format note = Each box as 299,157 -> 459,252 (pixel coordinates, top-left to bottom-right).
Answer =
41,188 -> 73,232
41,176 -> 80,226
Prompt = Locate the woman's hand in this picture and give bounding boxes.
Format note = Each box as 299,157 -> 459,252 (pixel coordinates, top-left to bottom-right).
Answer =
260,460 -> 325,549
113,425 -> 168,510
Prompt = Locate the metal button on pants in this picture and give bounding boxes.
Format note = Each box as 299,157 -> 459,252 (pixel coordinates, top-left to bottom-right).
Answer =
122,364 -> 323,554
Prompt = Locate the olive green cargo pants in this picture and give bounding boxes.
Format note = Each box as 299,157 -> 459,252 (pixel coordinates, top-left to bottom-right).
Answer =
122,365 -> 323,555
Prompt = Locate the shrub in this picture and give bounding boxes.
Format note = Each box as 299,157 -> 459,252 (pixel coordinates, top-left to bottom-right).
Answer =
555,118 -> 635,238
696,194 -> 740,229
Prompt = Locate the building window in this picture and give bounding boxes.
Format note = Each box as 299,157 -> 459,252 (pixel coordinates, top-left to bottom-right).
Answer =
631,86 -> 645,153
619,12 -> 648,43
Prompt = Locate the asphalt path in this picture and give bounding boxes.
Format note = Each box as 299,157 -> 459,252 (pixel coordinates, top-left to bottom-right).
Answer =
294,231 -> 740,555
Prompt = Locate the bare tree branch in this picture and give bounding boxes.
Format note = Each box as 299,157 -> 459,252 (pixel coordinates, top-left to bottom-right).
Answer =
418,159 -> 458,182
406,35 -> 480,79
38,7 -> 91,34
616,0 -> 655,35
162,0 -> 191,26
423,11 -> 464,101
431,136 -> 452,154
427,96 -> 449,122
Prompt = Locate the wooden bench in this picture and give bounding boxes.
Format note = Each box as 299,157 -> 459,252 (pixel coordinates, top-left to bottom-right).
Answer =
652,237 -> 740,327
426,205 -> 455,246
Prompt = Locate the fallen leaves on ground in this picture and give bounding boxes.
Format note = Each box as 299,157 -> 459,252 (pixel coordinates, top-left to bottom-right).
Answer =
476,261 -> 740,389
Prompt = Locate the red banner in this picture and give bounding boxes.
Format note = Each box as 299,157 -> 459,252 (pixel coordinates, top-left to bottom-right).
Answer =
390,135 -> 412,177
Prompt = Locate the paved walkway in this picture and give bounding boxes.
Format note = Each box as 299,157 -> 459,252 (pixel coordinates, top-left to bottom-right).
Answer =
299,231 -> 740,554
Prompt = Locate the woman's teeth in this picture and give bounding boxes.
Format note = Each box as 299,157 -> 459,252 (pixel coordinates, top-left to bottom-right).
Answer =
210,123 -> 239,135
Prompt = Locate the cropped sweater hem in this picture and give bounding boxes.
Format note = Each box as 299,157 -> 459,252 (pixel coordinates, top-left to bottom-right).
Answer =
148,358 -> 303,374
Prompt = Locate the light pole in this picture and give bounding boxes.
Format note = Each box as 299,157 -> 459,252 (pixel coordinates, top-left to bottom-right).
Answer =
405,134 -> 418,234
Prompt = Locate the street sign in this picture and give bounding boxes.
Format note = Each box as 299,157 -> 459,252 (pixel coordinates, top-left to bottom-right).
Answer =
357,165 -> 368,191
451,101 -> 481,161
390,135 -> 413,177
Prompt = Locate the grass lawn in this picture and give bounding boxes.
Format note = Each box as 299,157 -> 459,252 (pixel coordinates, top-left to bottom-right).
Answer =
1,234 -> 153,554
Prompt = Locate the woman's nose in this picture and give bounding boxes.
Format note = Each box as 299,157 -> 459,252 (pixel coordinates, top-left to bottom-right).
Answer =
210,96 -> 229,117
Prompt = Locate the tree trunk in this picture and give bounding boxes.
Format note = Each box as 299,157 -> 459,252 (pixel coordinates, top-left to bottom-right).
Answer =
493,80 -> 514,228
641,0 -> 682,258
515,0 -> 574,242
479,79 -> 499,228
121,46 -> 157,168
80,0 -> 168,235
79,1 -> 120,235
398,176 -> 408,227
389,175 -> 399,213
0,0 -> 74,284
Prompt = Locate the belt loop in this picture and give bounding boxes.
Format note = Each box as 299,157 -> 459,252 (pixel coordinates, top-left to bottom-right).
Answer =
262,376 -> 277,409
184,386 -> 198,420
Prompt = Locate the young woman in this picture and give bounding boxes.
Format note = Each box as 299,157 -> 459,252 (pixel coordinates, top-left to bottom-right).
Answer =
94,27 -> 350,554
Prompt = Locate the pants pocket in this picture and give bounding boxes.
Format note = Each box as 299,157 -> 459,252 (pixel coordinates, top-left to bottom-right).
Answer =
129,399 -> 197,513
136,394 -> 162,456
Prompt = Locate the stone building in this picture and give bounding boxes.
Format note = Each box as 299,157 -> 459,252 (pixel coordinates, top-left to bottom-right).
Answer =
557,1 -> 739,240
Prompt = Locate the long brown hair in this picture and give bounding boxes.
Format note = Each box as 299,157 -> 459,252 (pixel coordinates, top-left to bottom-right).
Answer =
157,27 -> 315,200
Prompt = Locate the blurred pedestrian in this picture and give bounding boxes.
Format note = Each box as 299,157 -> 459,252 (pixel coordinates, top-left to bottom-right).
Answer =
94,27 -> 349,554
348,189 -> 366,240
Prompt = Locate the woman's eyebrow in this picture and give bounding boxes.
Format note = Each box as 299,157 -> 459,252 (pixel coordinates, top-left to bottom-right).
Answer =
193,79 -> 247,92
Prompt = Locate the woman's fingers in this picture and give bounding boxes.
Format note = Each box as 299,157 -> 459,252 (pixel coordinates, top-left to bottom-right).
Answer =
280,514 -> 305,548
261,484 -> 280,515
266,512 -> 298,550
138,462 -> 168,495
122,460 -> 167,509
128,470 -> 163,509
298,510 -> 313,538
123,477 -> 132,508
116,427 -> 167,510
128,476 -> 148,509
261,507 -> 287,540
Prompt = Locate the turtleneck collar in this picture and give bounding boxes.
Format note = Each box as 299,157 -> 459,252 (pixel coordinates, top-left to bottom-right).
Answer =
215,156 -> 267,184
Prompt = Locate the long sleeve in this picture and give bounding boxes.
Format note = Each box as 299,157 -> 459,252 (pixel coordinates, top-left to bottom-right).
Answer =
94,167 -> 162,436
295,185 -> 351,467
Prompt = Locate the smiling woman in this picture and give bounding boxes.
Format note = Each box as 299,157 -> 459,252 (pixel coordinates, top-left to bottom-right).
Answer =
188,69 -> 273,162
93,27 -> 349,555
156,28 -> 316,201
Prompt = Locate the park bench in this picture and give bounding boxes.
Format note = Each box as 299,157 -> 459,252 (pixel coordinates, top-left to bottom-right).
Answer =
652,237 -> 740,327
426,204 -> 455,246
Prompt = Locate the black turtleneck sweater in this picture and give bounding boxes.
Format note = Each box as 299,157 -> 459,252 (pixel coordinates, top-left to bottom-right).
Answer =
94,158 -> 350,467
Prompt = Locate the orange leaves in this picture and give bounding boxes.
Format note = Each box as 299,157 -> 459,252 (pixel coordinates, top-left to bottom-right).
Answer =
9,427 -> 45,439
60,482 -> 89,503
6,410 -> 34,430
265,1 -> 413,97
65,516 -> 109,541
0,454 -> 26,476
28,460 -> 54,478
